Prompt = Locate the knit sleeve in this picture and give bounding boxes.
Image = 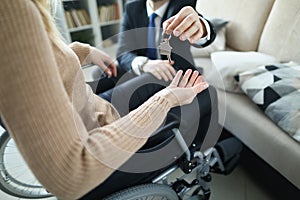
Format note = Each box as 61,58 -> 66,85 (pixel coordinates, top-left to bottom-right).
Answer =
0,1 -> 171,199
69,41 -> 92,65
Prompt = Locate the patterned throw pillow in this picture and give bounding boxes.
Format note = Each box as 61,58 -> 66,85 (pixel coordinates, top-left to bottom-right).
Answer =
210,51 -> 278,93
237,62 -> 300,142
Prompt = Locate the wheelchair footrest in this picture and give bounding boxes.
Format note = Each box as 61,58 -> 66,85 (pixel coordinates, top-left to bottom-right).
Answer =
211,137 -> 243,175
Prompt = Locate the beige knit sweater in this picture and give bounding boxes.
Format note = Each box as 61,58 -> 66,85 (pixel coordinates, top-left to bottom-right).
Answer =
0,0 -> 172,199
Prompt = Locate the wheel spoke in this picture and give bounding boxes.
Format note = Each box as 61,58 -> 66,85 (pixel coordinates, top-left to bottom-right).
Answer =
0,133 -> 53,198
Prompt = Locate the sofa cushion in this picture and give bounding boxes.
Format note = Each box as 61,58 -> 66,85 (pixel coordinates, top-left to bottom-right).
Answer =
191,18 -> 228,58
258,0 -> 300,63
209,51 -> 278,93
196,0 -> 275,51
237,62 -> 300,142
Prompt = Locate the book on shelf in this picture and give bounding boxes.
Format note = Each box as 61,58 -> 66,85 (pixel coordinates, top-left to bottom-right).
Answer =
64,11 -> 75,29
70,9 -> 81,27
64,9 -> 91,29
81,9 -> 91,24
63,1 -> 91,29
98,3 -> 120,23
76,9 -> 87,25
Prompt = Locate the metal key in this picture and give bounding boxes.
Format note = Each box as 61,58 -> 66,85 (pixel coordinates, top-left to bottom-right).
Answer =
158,33 -> 172,63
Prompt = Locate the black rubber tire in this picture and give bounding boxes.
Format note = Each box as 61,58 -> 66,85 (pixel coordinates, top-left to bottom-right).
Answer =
0,131 -> 52,199
103,183 -> 179,200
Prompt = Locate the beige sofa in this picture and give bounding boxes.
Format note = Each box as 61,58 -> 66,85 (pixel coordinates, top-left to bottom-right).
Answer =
194,0 -> 300,190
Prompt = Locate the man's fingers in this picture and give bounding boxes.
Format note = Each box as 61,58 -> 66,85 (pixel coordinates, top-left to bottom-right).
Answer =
163,16 -> 176,34
163,60 -> 174,65
164,11 -> 188,36
158,70 -> 169,82
162,61 -> 176,76
164,68 -> 174,81
163,6 -> 196,37
168,14 -> 187,37
174,14 -> 197,39
182,21 -> 202,41
188,28 -> 204,44
151,71 -> 162,80
167,65 -> 176,76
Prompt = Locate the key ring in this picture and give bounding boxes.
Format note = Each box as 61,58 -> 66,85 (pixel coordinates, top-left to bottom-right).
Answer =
162,31 -> 172,41
160,30 -> 173,63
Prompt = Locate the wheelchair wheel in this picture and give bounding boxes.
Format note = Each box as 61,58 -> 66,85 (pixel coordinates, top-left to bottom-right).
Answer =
103,183 -> 179,200
0,131 -> 53,198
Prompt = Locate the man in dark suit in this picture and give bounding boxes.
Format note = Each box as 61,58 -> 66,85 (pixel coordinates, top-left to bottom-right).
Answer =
116,0 -> 216,79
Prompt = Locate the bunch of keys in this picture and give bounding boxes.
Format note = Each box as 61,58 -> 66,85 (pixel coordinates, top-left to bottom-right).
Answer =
158,32 -> 173,63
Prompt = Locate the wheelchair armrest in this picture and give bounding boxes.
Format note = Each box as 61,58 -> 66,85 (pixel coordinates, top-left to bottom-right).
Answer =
137,118 -> 180,153
154,121 -> 180,134
82,65 -> 106,93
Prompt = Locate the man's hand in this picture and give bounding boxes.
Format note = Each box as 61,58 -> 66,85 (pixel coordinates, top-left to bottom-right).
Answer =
163,6 -> 207,44
89,47 -> 117,78
143,60 -> 176,82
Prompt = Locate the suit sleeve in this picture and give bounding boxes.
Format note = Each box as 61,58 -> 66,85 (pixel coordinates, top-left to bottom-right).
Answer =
192,14 -> 217,48
186,0 -> 216,47
116,3 -> 138,72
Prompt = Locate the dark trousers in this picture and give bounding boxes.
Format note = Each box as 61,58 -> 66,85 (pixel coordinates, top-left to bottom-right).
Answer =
80,73 -> 219,200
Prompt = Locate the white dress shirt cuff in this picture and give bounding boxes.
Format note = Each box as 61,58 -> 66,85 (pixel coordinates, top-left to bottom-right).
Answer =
197,16 -> 211,44
131,56 -> 149,75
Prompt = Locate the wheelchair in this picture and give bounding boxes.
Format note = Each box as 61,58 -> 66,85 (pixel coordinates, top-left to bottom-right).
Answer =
0,114 -> 226,200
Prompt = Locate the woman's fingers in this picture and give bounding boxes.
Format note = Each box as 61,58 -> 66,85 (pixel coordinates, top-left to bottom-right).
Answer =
109,63 -> 117,77
193,77 -> 209,93
102,54 -> 117,77
186,71 -> 199,87
96,60 -> 112,78
170,69 -> 207,92
178,69 -> 192,87
170,70 -> 183,87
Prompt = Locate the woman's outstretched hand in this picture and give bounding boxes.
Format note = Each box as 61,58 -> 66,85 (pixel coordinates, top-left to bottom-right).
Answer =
155,69 -> 209,107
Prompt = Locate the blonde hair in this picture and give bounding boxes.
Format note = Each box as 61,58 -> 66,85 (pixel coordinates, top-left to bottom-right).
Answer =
31,0 -> 64,47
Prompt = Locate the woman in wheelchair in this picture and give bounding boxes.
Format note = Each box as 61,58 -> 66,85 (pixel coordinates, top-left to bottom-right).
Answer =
0,0 -> 219,199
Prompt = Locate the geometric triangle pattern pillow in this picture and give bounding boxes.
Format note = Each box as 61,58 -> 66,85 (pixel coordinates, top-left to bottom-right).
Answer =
237,62 -> 300,142
265,90 -> 300,142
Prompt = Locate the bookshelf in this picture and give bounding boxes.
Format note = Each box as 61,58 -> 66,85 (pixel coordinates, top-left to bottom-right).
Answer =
59,0 -> 124,47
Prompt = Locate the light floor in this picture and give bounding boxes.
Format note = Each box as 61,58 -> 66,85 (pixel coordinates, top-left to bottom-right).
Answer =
0,153 -> 272,200
1,124 -> 297,200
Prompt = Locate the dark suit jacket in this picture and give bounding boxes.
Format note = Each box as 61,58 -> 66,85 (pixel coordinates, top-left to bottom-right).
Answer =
116,0 -> 216,72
